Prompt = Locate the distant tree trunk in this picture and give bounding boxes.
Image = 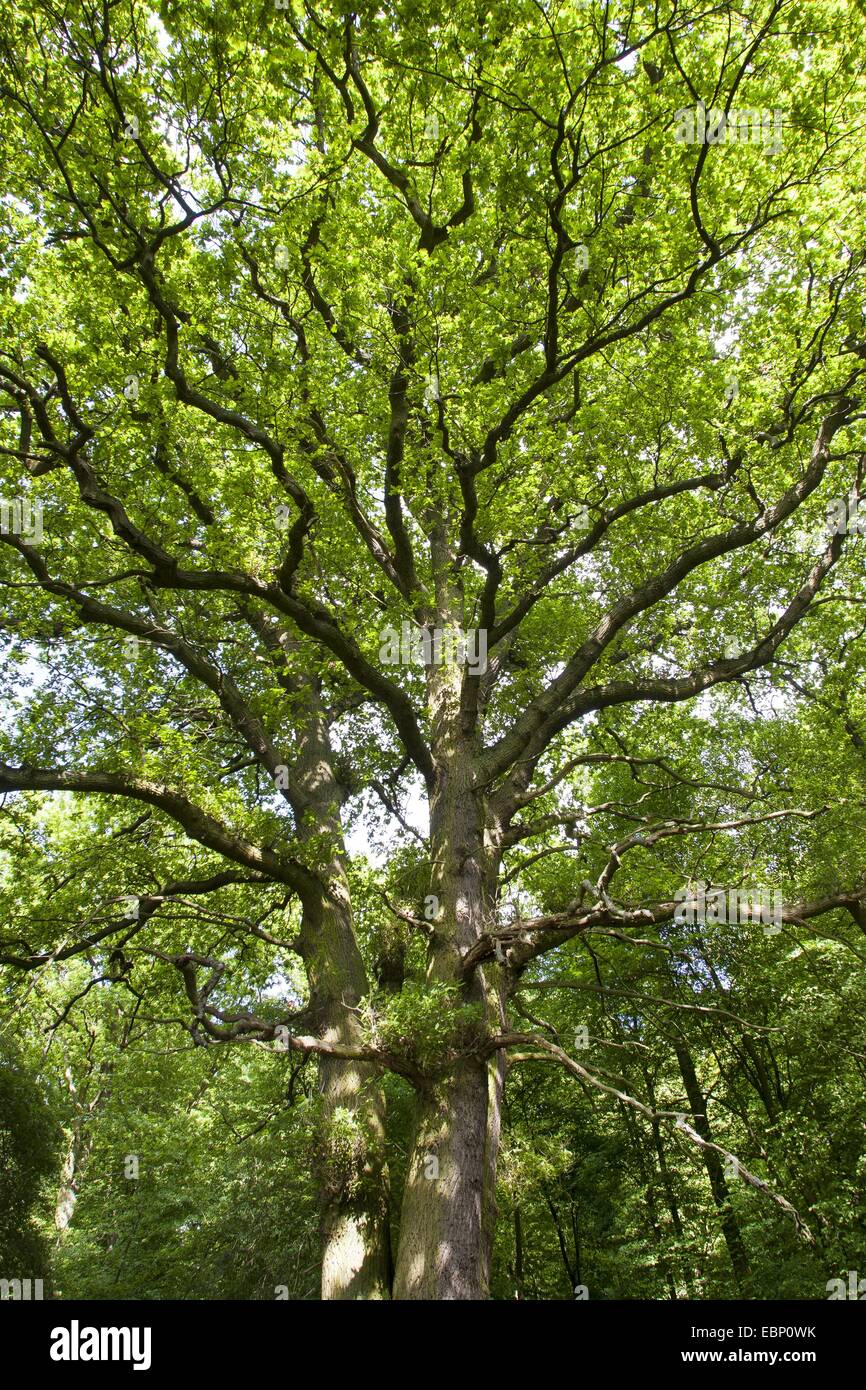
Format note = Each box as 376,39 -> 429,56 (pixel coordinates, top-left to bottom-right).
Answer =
512,1204 -> 526,1299
54,1060 -> 104,1243
545,1191 -> 578,1290
54,1117 -> 90,1239
642,1066 -> 694,1296
619,1099 -> 679,1299
674,1041 -> 751,1290
737,1034 -> 781,1123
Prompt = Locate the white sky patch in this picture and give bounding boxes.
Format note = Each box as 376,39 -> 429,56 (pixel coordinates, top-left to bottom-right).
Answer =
149,11 -> 173,54
345,778 -> 428,864
0,651 -> 51,736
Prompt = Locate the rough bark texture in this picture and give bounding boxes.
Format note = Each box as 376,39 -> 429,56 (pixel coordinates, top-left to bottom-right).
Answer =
393,1053 -> 503,1298
392,595 -> 505,1299
309,897 -> 392,1301
291,701 -> 392,1299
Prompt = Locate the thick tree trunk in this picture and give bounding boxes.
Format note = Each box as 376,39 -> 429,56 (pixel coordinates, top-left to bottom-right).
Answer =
393,1053 -> 504,1298
315,979 -> 392,1300
393,681 -> 505,1298
309,908 -> 391,1298
290,706 -> 392,1300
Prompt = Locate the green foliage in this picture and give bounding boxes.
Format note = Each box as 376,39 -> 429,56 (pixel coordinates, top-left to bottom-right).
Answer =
0,1045 -> 61,1279
367,981 -> 484,1070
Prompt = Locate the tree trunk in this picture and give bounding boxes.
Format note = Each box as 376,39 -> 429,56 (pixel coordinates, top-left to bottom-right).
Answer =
309,895 -> 392,1300
291,704 -> 392,1300
674,1041 -> 751,1290
512,1204 -> 526,1299
54,1118 -> 90,1239
393,1052 -> 503,1298
642,1066 -> 693,1296
54,1058 -> 106,1244
392,694 -> 504,1299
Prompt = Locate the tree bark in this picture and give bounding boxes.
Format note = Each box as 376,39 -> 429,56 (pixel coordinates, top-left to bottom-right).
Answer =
308,892 -> 392,1300
393,624 -> 505,1298
674,1040 -> 751,1291
291,703 -> 392,1300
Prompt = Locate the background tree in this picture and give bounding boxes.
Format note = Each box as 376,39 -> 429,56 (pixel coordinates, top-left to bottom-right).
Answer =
0,1043 -> 61,1286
